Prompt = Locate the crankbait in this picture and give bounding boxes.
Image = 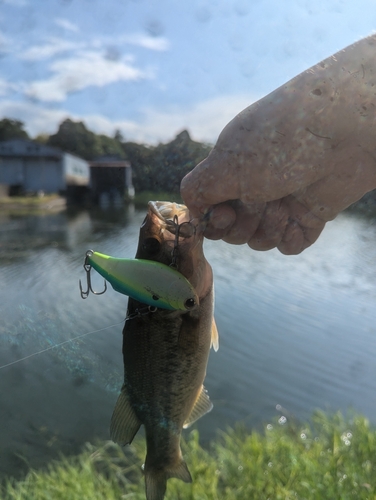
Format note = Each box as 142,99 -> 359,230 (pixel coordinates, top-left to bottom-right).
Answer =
79,250 -> 198,311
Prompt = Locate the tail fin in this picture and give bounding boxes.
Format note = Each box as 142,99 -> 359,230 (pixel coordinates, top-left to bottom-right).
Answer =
144,459 -> 192,500
145,471 -> 167,500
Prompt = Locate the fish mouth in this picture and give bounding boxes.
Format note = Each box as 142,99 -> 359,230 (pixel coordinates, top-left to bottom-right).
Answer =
148,201 -> 205,238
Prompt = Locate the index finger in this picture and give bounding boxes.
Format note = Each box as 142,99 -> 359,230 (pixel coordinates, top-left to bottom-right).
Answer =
180,149 -> 241,216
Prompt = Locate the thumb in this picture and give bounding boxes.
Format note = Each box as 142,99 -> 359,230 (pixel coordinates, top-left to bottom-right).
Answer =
180,149 -> 241,216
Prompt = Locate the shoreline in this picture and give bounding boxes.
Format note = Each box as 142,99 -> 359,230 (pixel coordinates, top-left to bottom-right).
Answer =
0,195 -> 67,214
1,194 -> 375,218
0,191 -> 181,215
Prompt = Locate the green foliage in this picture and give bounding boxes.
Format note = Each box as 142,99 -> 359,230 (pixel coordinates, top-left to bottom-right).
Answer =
2,412 -> 376,499
122,130 -> 211,194
113,129 -> 124,142
34,133 -> 49,144
97,134 -> 125,158
121,141 -> 155,192
0,118 -> 29,141
44,118 -> 211,192
149,130 -> 212,193
47,119 -> 125,160
47,119 -> 104,160
212,411 -> 376,500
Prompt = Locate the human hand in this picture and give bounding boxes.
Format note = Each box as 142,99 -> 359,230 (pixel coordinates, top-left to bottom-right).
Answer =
181,35 -> 376,254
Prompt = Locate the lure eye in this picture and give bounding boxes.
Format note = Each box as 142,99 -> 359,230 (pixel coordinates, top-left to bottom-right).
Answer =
142,237 -> 161,255
184,298 -> 196,310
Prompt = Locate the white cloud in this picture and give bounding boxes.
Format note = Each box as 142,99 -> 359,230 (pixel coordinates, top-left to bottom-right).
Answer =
19,32 -> 169,62
20,38 -> 85,61
54,18 -> 79,33
0,94 -> 256,144
120,34 -> 170,51
0,78 -> 19,97
40,94 -> 254,144
137,95 -> 256,144
24,51 -> 149,102
0,100 -> 71,135
18,32 -> 170,61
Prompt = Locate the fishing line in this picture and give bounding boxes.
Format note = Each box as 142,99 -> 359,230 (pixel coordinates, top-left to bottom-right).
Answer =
0,319 -> 125,371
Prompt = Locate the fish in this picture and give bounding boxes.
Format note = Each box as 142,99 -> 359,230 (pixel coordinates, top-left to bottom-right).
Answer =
110,201 -> 218,500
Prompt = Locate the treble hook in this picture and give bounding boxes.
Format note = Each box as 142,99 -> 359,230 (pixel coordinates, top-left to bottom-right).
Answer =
79,250 -> 107,299
168,215 -> 198,269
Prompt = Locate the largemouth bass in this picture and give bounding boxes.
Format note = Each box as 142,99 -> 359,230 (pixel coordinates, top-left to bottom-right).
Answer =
110,201 -> 218,500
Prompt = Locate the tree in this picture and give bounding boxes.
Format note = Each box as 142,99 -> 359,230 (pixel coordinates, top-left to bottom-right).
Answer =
113,129 -> 124,142
121,141 -> 154,191
34,133 -> 49,144
97,134 -> 125,158
121,130 -> 211,193
150,130 -> 211,192
0,118 -> 29,141
48,119 -> 102,160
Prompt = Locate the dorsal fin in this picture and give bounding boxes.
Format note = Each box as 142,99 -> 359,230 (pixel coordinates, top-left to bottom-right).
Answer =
183,385 -> 213,428
211,318 -> 219,352
110,385 -> 141,445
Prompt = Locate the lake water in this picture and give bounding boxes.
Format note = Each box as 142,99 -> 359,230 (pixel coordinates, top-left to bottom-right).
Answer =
1,205 -> 376,477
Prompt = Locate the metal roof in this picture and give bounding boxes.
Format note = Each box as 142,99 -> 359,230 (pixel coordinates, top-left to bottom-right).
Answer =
0,139 -> 62,158
89,159 -> 131,168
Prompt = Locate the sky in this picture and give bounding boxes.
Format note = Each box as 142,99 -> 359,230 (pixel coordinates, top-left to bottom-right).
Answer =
0,0 -> 375,145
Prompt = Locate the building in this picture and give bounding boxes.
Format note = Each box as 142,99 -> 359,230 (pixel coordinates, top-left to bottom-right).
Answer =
89,156 -> 134,207
0,139 -> 90,200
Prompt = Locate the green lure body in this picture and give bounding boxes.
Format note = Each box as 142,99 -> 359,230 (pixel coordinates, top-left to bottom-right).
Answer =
87,251 -> 199,311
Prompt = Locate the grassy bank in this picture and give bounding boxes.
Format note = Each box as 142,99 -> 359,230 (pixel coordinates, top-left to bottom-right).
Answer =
0,195 -> 66,215
2,411 -> 375,499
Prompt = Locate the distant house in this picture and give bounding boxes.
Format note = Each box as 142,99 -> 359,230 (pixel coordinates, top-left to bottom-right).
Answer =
0,139 -> 90,200
89,156 -> 134,207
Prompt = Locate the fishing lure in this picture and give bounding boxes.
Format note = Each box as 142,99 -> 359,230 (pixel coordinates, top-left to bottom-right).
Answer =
79,250 -> 199,311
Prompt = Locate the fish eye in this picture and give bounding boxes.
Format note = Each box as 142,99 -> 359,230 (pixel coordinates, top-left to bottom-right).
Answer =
142,237 -> 161,255
184,298 -> 196,310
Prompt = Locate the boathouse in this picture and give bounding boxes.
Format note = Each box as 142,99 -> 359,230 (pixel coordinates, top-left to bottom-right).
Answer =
0,139 -> 90,200
89,156 -> 134,207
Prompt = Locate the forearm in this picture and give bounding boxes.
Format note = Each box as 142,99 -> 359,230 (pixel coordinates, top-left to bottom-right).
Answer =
214,34 -> 376,203
181,35 -> 376,254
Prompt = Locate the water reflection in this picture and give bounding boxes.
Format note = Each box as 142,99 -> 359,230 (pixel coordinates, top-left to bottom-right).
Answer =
1,207 -> 376,478
0,205 -> 137,259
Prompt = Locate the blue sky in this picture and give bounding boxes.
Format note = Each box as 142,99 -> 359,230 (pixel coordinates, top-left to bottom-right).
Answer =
0,0 -> 375,144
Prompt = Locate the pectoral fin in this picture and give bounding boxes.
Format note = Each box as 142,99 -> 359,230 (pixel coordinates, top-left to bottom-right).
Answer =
110,385 -> 141,445
211,318 -> 219,352
183,385 -> 213,428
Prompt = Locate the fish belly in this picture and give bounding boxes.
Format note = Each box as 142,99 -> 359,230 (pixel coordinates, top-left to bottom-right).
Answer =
124,288 -> 213,440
